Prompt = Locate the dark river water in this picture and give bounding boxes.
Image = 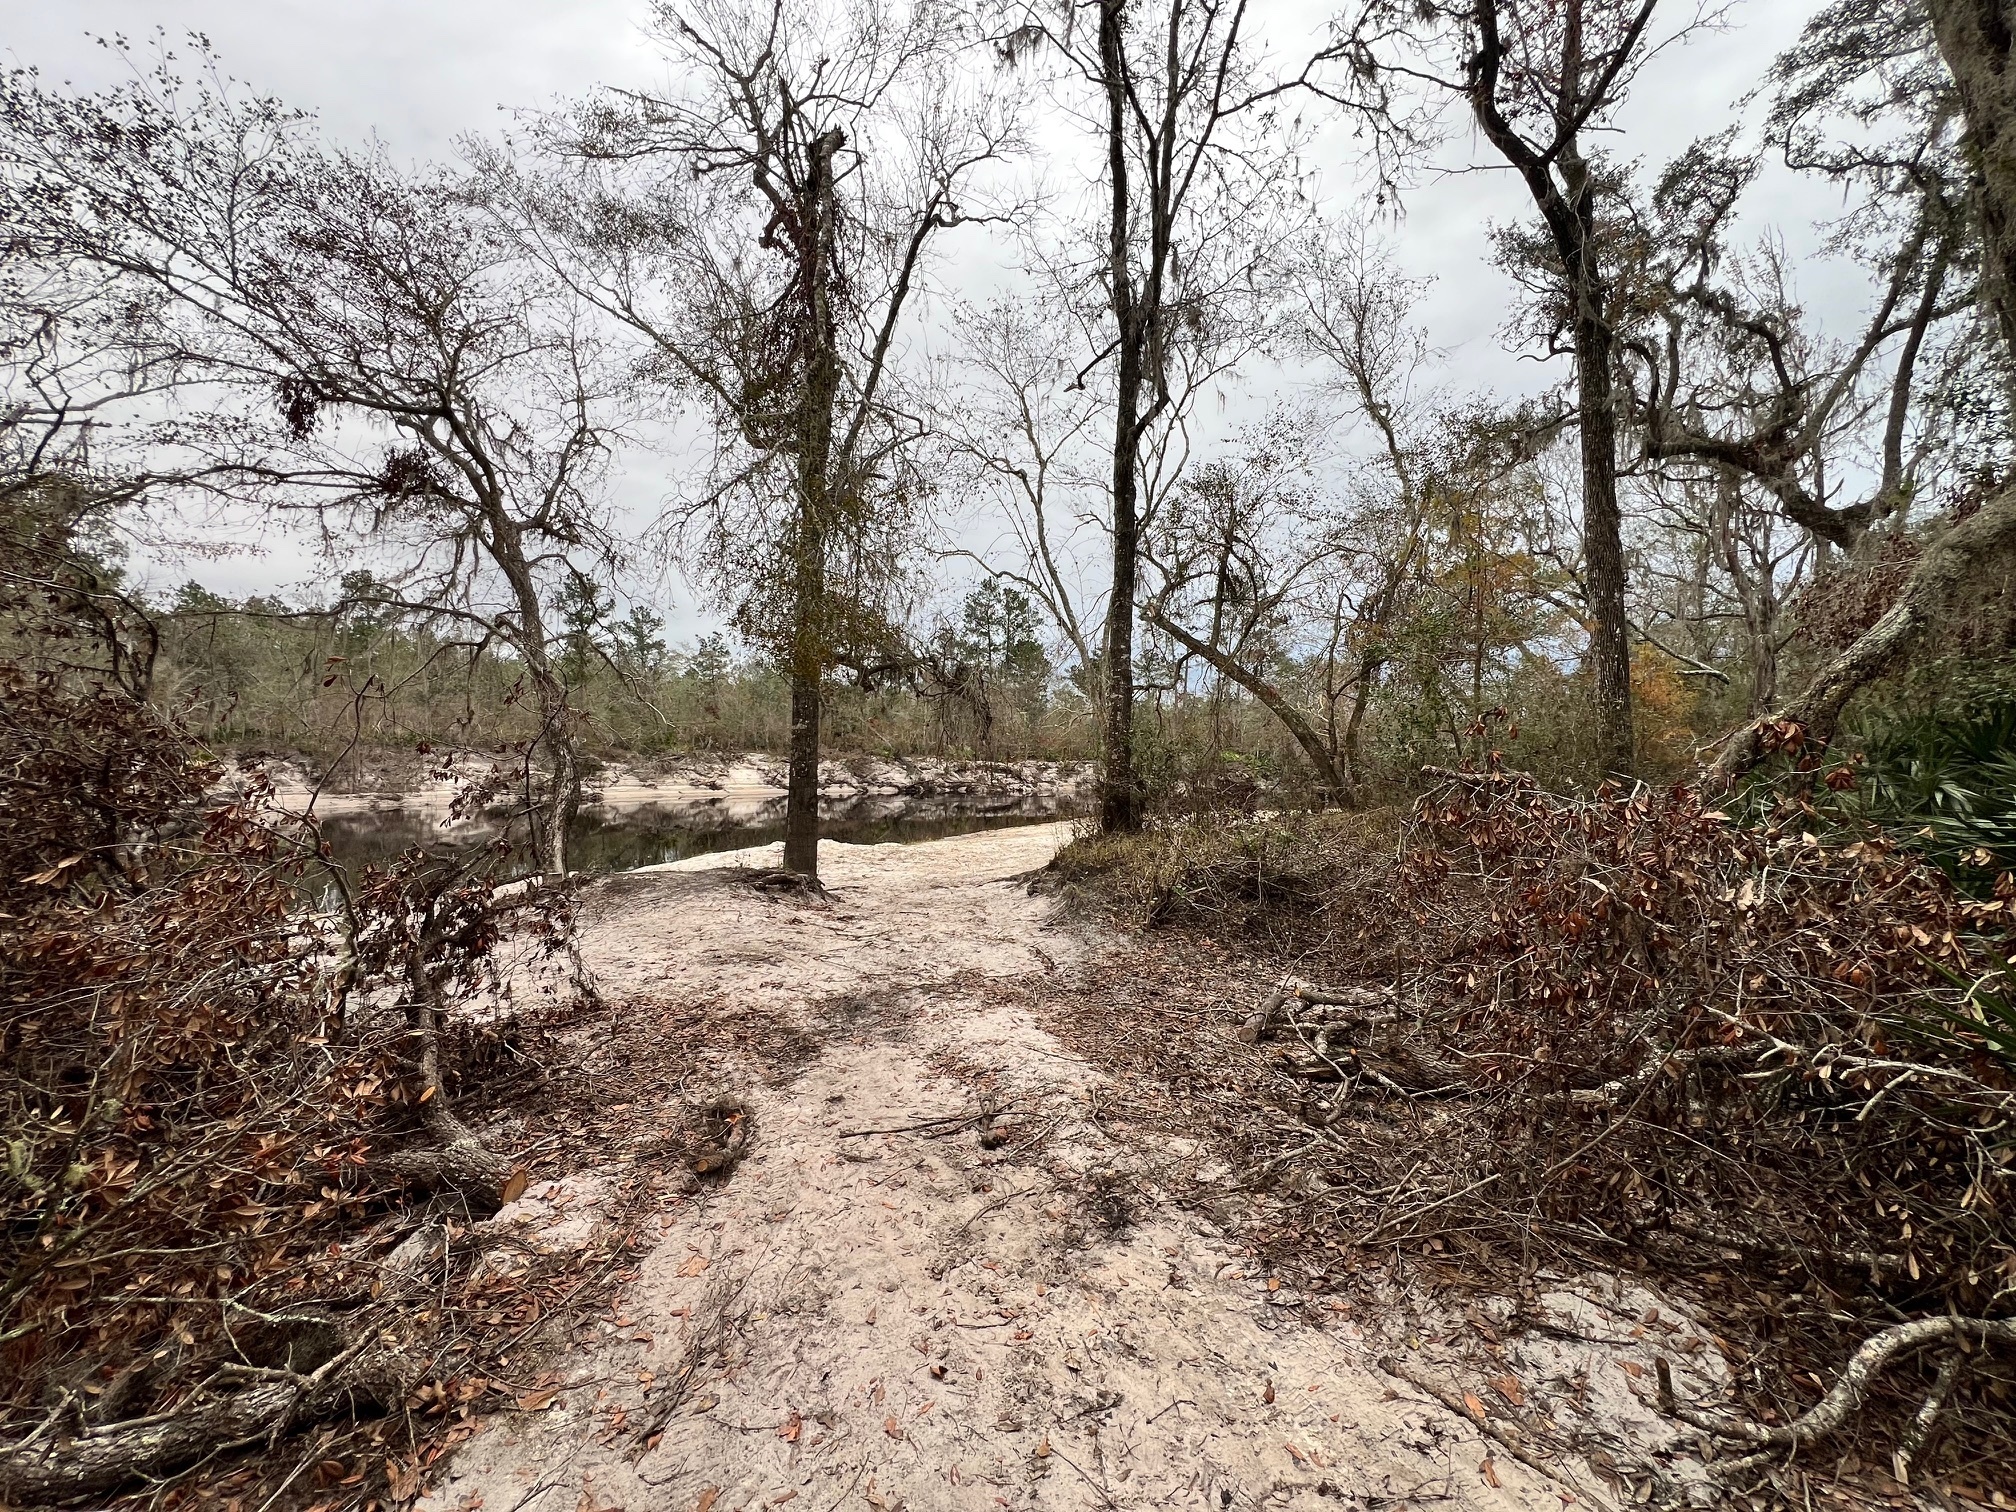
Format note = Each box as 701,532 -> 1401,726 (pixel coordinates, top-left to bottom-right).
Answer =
315,793 -> 1079,878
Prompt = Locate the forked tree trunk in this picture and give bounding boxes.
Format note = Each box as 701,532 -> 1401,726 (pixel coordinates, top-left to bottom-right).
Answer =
1468,8 -> 1637,779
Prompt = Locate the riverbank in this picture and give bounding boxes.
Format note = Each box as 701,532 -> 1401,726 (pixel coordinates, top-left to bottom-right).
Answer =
234,750 -> 1096,818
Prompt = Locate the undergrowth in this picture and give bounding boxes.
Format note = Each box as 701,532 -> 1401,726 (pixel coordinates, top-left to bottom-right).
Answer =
1052,783 -> 2016,1497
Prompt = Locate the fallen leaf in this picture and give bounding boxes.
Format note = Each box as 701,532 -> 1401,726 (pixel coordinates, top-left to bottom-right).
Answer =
1267,1276 -> 1282,1292
1619,1361 -> 1643,1379
883,1416 -> 904,1440
514,1389 -> 560,1412
385,1459 -> 422,1502
778,1411 -> 802,1442
676,1254 -> 709,1277
1490,1374 -> 1524,1408
694,1490 -> 721,1512
1034,1436 -> 1051,1458
1481,1457 -> 1503,1489
1285,1442 -> 1308,1464
769,1494 -> 798,1507
1462,1391 -> 1487,1422
499,1167 -> 529,1205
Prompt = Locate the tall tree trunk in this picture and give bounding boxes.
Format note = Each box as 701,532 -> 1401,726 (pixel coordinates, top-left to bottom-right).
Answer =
543,716 -> 578,879
1926,0 -> 2016,362
781,126 -> 845,879
490,512 -> 576,878
782,652 -> 822,875
1099,0 -> 1143,834
1566,153 -> 1635,780
1468,0 -> 1637,779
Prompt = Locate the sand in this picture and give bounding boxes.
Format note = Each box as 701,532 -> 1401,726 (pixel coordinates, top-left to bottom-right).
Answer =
414,824 -> 1593,1512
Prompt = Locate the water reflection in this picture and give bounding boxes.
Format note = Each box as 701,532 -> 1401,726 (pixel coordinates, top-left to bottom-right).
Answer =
314,792 -> 1077,878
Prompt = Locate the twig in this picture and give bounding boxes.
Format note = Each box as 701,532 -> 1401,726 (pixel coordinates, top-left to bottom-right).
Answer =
1376,1355 -> 1609,1512
839,1104 -> 1016,1139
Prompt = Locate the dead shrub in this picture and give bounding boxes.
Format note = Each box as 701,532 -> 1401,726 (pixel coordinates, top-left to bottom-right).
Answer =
0,500 -> 590,1504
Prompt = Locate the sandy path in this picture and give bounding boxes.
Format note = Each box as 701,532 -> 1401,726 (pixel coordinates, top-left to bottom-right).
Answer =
419,825 -> 1566,1512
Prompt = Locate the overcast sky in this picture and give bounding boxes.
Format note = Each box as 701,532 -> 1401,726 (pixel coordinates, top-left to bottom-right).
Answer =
12,0 -> 1854,640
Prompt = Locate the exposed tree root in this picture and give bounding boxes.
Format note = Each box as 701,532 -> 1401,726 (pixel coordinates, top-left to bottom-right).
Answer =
1654,1315 -> 2016,1481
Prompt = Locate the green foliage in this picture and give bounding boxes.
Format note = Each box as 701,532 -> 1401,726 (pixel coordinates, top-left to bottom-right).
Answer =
1919,955 -> 2016,1077
1830,694 -> 2016,885
153,580 -> 1097,779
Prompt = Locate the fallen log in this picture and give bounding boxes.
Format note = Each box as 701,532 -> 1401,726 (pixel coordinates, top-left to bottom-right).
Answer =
0,1339 -> 377,1504
1242,978 -> 1395,1043
1249,980 -> 1464,1094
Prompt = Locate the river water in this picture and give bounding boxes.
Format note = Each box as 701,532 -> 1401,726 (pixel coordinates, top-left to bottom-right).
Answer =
315,792 -> 1080,877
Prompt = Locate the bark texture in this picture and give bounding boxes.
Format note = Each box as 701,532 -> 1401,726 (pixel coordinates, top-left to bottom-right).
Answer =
1097,0 -> 1144,835
1928,0 -> 2016,359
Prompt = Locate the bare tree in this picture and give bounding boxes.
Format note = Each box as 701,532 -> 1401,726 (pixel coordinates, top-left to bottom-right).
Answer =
993,0 -> 1306,830
506,0 -> 1012,878
939,296 -> 1105,681
0,48 -> 628,876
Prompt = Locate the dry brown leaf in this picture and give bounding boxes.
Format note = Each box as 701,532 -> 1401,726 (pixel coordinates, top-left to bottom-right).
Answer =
694,1490 -> 721,1512
1490,1374 -> 1524,1407
1034,1435 -> 1051,1458
1285,1442 -> 1307,1464
1619,1360 -> 1643,1379
515,1388 -> 560,1412
1462,1391 -> 1487,1422
385,1459 -> 422,1503
499,1166 -> 529,1205
778,1412 -> 802,1442
883,1415 -> 904,1440
676,1253 -> 709,1277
